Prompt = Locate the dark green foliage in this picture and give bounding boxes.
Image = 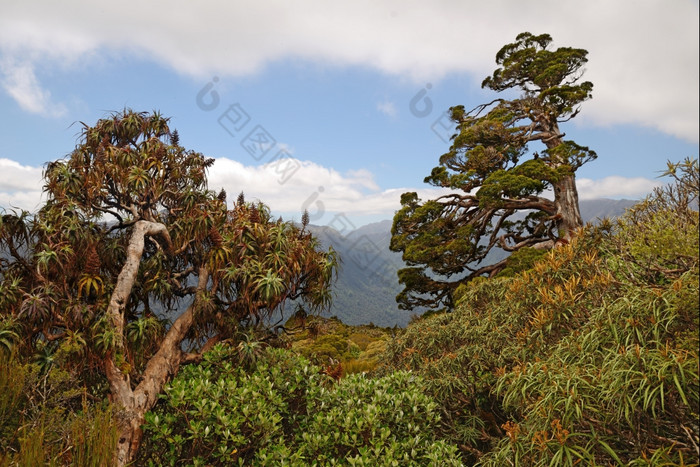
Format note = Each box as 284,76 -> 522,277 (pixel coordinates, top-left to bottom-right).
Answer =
299,371 -> 462,465
494,246 -> 547,278
298,333 -> 353,362
141,344 -> 462,466
483,32 -> 593,112
391,32 -> 596,311
141,345 -> 321,465
379,160 -> 699,465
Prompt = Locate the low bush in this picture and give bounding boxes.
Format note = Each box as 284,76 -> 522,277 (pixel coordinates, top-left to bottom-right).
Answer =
0,354 -> 117,466
141,344 -> 462,465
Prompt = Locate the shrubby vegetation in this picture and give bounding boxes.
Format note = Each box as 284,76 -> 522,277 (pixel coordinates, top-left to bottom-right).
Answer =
377,158 -> 699,465
1,32 -> 697,466
285,315 -> 392,376
0,354 -> 118,465
138,158 -> 697,466
1,141 -> 697,466
140,344 -> 462,466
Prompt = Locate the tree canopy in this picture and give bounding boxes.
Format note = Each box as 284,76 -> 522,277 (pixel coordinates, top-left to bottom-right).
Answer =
391,32 -> 597,311
0,109 -> 337,465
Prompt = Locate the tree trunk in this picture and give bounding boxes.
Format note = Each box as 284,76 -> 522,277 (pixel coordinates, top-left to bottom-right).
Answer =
104,219 -> 206,466
552,173 -> 583,242
113,404 -> 147,466
111,270 -> 205,465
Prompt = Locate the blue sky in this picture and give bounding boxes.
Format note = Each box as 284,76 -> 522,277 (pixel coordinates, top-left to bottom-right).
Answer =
0,1 -> 698,228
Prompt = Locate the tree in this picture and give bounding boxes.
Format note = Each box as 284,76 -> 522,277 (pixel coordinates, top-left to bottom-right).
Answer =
0,110 -> 337,465
390,32 -> 596,311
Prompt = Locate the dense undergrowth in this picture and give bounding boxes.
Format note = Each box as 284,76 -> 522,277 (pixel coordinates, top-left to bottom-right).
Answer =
377,159 -> 699,465
1,160 -> 698,465
139,345 -> 462,466
284,315 -> 392,376
0,356 -> 117,466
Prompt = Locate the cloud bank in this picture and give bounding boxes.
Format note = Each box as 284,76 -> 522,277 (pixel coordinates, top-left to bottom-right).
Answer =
0,158 -> 45,212
0,157 -> 660,224
0,0 -> 697,141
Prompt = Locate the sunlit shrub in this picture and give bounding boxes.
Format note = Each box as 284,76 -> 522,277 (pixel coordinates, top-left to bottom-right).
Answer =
142,344 -> 462,465
142,345 -> 319,465
348,332 -> 374,351
342,359 -> 377,376
297,371 -> 462,465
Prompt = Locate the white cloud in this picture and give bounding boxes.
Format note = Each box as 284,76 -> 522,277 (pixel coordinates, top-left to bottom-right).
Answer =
207,157 -> 398,217
0,59 -> 67,117
0,189 -> 45,212
0,154 -> 448,222
577,176 -> 661,200
0,0 -> 697,140
0,155 -> 664,223
207,157 -> 659,222
376,100 -> 397,117
0,158 -> 44,211
0,158 -> 43,191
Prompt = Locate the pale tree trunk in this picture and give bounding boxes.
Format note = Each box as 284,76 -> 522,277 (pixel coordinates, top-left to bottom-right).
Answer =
111,296 -> 201,465
104,220 -> 208,466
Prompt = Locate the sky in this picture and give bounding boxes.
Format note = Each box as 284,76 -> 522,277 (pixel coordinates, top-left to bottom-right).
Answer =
0,1 -> 698,229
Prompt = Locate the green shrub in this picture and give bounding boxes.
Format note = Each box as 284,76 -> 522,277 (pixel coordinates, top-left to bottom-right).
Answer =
607,159 -> 699,286
296,334 -> 350,363
141,345 -> 319,465
348,332 -> 374,351
142,344 -> 462,465
342,359 -> 378,376
482,271 -> 698,466
298,371 -> 462,466
0,354 -> 27,451
495,247 -> 547,278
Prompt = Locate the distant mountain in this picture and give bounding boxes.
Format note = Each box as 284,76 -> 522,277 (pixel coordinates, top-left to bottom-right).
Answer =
579,199 -> 637,223
307,198 -> 638,327
303,220 -> 412,327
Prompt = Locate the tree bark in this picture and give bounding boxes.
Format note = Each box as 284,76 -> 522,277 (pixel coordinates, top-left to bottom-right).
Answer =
111,298 -> 198,465
552,173 -> 583,242
542,123 -> 583,243
105,219 -> 206,466
111,267 -> 208,465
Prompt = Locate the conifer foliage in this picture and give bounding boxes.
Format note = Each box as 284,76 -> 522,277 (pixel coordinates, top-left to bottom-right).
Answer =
391,33 -> 597,310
